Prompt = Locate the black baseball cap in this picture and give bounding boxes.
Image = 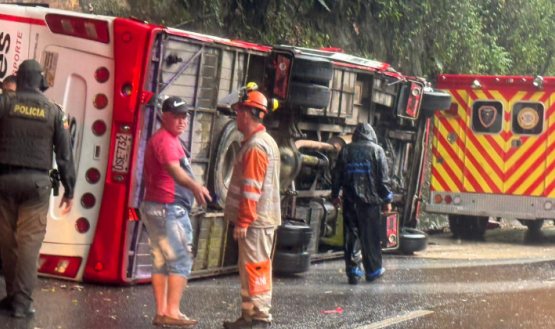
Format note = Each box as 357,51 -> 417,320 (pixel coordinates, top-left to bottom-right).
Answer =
162,96 -> 189,114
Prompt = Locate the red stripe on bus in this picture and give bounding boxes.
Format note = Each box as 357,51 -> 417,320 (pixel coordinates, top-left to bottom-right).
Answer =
0,14 -> 46,26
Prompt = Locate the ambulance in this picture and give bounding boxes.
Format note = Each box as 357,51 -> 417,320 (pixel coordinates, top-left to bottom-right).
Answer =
426,74 -> 554,238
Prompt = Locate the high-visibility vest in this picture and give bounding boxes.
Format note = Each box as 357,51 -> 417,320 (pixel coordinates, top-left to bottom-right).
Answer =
224,130 -> 281,228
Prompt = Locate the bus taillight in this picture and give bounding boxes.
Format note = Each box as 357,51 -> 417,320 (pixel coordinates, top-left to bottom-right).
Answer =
81,193 -> 96,209
86,168 -> 101,184
38,255 -> 82,278
95,67 -> 110,83
92,120 -> 107,136
45,14 -> 110,43
75,218 -> 91,233
94,94 -> 108,109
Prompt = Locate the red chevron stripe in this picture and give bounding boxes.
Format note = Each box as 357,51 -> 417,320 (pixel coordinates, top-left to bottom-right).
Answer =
505,133 -> 547,179
545,179 -> 555,196
507,147 -> 547,194
435,134 -> 464,190
431,168 -> 449,192
523,142 -> 555,195
448,90 -> 502,192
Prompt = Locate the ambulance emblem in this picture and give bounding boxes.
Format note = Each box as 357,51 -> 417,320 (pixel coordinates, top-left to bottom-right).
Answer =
517,107 -> 539,130
478,105 -> 497,128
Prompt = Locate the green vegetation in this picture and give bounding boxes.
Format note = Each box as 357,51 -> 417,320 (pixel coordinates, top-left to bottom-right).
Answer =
83,0 -> 555,80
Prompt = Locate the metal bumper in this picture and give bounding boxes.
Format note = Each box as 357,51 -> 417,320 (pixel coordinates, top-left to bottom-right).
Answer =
425,192 -> 555,220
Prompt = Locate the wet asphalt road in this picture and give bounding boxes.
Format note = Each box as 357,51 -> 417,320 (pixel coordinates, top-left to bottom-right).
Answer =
3,226 -> 555,329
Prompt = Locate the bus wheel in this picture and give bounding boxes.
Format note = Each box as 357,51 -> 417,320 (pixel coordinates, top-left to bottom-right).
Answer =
399,227 -> 428,255
449,215 -> 489,240
288,82 -> 331,109
273,250 -> 311,275
519,219 -> 544,233
276,221 -> 313,250
291,56 -> 333,85
209,121 -> 243,209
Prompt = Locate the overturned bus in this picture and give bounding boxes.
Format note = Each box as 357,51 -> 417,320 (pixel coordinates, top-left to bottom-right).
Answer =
0,4 -> 450,283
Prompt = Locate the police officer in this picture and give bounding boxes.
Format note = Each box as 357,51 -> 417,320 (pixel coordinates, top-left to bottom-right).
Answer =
331,123 -> 392,285
0,60 -> 75,318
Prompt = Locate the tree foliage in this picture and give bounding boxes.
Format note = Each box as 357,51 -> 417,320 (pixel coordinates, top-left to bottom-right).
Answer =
84,0 -> 555,80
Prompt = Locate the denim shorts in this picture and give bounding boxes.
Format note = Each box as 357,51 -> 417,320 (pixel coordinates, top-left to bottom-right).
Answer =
140,201 -> 194,278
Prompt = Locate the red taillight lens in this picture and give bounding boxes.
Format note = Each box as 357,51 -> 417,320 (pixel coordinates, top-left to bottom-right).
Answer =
94,94 -> 108,109
86,168 -> 101,184
444,195 -> 452,204
81,193 -> 96,209
92,120 -> 106,136
95,67 -> 110,83
75,217 -> 91,233
94,262 -> 103,272
45,14 -> 109,43
406,83 -> 422,117
38,254 -> 82,278
273,55 -> 291,100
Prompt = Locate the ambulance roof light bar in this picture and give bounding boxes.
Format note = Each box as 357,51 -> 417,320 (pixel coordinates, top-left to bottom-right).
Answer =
45,14 -> 110,43
533,76 -> 543,90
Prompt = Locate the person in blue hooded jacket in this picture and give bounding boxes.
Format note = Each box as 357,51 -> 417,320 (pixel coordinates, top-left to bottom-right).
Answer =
331,122 -> 393,285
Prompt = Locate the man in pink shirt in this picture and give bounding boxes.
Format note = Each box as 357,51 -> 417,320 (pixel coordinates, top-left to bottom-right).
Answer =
141,96 -> 211,327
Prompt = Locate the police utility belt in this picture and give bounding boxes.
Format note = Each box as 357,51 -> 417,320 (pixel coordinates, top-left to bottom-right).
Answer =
0,165 -> 60,196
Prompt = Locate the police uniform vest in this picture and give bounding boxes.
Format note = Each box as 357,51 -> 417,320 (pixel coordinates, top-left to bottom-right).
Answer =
224,130 -> 282,228
0,90 -> 58,170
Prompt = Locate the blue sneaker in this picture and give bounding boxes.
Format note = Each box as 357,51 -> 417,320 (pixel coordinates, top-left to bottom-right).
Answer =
366,268 -> 385,282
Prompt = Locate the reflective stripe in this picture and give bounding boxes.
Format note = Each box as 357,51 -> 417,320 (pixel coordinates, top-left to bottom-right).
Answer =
243,178 -> 263,189
243,191 -> 261,201
346,163 -> 371,167
347,169 -> 371,174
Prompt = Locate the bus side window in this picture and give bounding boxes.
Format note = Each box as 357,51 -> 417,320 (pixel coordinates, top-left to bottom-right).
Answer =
511,102 -> 544,135
471,100 -> 503,134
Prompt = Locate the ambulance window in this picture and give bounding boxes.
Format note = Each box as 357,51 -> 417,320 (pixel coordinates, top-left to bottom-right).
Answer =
471,101 -> 503,134
511,102 -> 544,135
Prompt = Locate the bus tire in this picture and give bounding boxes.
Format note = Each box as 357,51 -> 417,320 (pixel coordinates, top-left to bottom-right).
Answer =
449,215 -> 488,240
273,250 -> 311,274
421,89 -> 452,112
399,227 -> 428,255
519,219 -> 544,233
291,56 -> 333,85
276,221 -> 313,251
288,82 -> 331,109
209,121 -> 243,210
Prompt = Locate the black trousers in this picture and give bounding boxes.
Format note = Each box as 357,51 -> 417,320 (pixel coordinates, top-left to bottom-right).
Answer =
343,199 -> 382,276
0,169 -> 51,309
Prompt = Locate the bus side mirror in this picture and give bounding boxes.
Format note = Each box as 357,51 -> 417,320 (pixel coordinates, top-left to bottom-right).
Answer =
396,82 -> 424,120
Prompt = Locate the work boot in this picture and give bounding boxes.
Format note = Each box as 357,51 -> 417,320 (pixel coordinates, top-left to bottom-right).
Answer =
347,268 -> 363,285
0,296 -> 13,312
12,304 -> 35,318
348,276 -> 360,285
366,267 -> 385,282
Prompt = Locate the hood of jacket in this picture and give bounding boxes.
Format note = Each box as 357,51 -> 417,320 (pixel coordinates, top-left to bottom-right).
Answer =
352,123 -> 377,143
